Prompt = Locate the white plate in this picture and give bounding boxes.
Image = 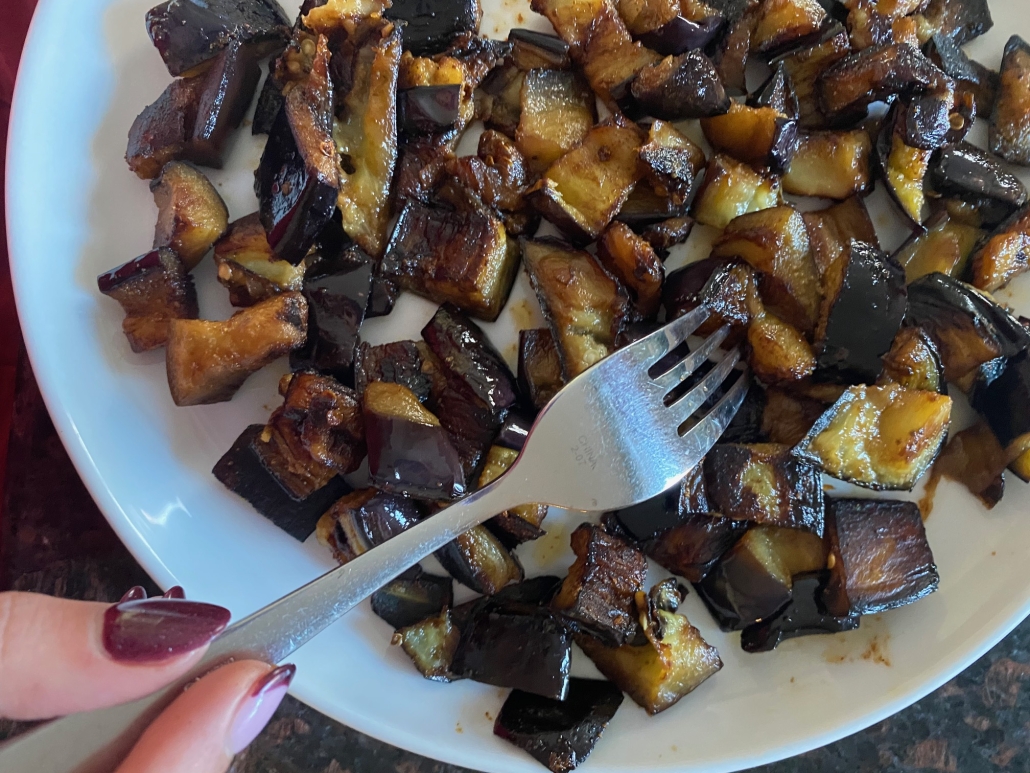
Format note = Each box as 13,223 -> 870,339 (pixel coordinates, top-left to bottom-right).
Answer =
7,1 -> 1030,771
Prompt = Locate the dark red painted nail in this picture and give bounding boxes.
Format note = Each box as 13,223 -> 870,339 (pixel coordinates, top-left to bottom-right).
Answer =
163,586 -> 185,599
119,586 -> 147,603
102,599 -> 231,663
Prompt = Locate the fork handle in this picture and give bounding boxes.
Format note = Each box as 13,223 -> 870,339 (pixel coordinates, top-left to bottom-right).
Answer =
0,469 -> 533,773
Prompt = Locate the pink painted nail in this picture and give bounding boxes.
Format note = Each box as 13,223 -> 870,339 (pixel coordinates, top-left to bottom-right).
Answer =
163,586 -> 185,599
119,586 -> 147,603
228,665 -> 295,755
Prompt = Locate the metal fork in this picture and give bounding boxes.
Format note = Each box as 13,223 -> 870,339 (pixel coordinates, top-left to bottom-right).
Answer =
0,305 -> 749,773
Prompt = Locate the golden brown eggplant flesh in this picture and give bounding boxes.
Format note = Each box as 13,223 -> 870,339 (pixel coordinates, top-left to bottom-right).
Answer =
914,0 -> 993,47
516,69 -> 596,173
213,213 -> 306,307
792,383 -> 952,490
477,445 -> 549,547
126,76 -> 205,180
97,248 -> 199,353
802,196 -> 879,278
894,209 -> 983,283
638,120 -> 706,206
519,328 -> 567,412
166,292 -> 308,406
989,36 -> 1030,166
701,102 -> 798,174
879,326 -> 946,393
596,223 -> 664,320
876,104 -> 933,226
646,512 -> 750,583
930,421 -> 1006,508
970,204 -> 1030,294
761,387 -> 826,446
747,310 -> 817,386
783,130 -> 872,200
692,153 -> 782,230
392,609 -> 462,681
641,216 -> 695,257
923,31 -> 998,117
436,524 -> 525,595
151,161 -> 229,270
822,498 -> 938,616
777,23 -> 850,129
750,0 -> 828,58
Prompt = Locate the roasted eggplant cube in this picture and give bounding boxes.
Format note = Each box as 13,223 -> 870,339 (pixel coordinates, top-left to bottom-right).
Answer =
126,76 -> 204,180
802,196 -> 879,278
385,0 -> 483,55
478,445 -> 548,547
793,383 -> 952,490
779,23 -> 850,129
509,28 -> 572,70
692,154 -> 782,230
638,120 -> 706,206
530,120 -> 645,244
523,238 -> 630,378
700,103 -> 798,174
815,240 -> 907,384
711,206 -> 821,334
822,498 -> 938,616
354,340 -> 437,405
516,69 -> 596,173
335,28 -> 401,257
989,36 -> 1030,166
596,223 -> 664,321
747,310 -> 817,386
213,213 -> 305,307
436,525 -> 525,595
971,206 -> 1030,294
629,51 -> 730,120
151,161 -> 229,270
451,606 -> 572,699
783,130 -> 872,200
494,678 -> 623,773
363,381 -> 466,500
916,0 -> 993,46
316,488 -> 423,564
146,0 -> 289,77
740,571 -> 859,652
638,14 -> 725,55
189,39 -> 263,166
615,181 -> 689,230
905,272 -> 1030,384
663,259 -> 755,338
291,246 -> 373,383
703,443 -> 824,535
696,525 -> 827,628
879,326 -> 946,393
97,248 -> 199,353
519,328 -> 566,412
760,387 -> 825,446
398,85 -> 462,135
646,511 -> 749,583
641,216 -> 695,257
382,201 -> 519,322
895,210 -> 983,284
371,568 -> 453,630
166,292 -> 307,406
551,523 -> 648,645
750,0 -> 827,57
212,424 -> 350,541
970,351 -> 1030,481
876,106 -> 934,226
924,32 -> 999,117
392,609 -> 461,681
930,143 -> 1027,228
930,421 -> 1007,508
576,601 -> 722,714
255,37 -> 339,265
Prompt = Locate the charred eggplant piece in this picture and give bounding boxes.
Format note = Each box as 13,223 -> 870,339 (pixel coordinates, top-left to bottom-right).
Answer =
879,326 -> 946,393
146,0 -> 289,77
815,240 -> 907,384
692,154 -> 782,230
905,272 -> 1030,384
335,28 -> 401,257
930,421 -> 1006,508
451,604 -> 571,699
354,340 -> 437,405
802,196 -> 878,277
701,102 -> 798,174
608,468 -> 705,542
190,39 -> 263,165
695,525 -> 827,628
596,223 -> 664,320
445,131 -> 538,236
915,0 -> 993,47
703,444 -> 823,534
876,105 -> 933,226
392,609 -> 462,681
710,0 -> 759,96
638,14 -> 725,55
371,568 -> 453,630
646,512 -> 749,583
740,571 -> 859,652
970,205 -> 1030,294
509,28 -> 572,70
519,328 -> 566,412
436,525 -> 525,595
151,161 -> 228,270
496,413 -> 533,452
316,488 -> 422,564
393,130 -> 459,207
793,383 -> 952,490
478,445 -> 548,547
970,351 -> 1030,483
822,498 -> 938,616
747,308 -> 817,385
213,213 -> 305,307
522,238 -> 630,378
212,424 -> 349,540
711,206 -> 821,334
166,292 -> 307,406
638,120 -> 706,206
924,33 -> 999,117
641,216 -> 695,257
385,0 -> 483,56
723,380 -> 768,443
255,36 -> 339,264
663,259 -> 755,339
494,678 -> 623,773
382,200 -> 519,321
783,130 -> 872,200
97,248 -> 199,353
363,381 -> 466,500
629,51 -> 730,120
778,23 -> 850,129
750,0 -> 827,57
615,182 -> 688,230
552,523 -> 648,645
576,582 -> 721,714
530,119 -> 645,244
516,69 -> 596,173
126,76 -> 205,180
749,61 -> 799,118
895,210 -> 982,283
930,143 -> 1027,228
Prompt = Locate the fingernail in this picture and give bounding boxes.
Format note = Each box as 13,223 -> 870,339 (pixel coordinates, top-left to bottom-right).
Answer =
119,586 -> 147,603
102,599 -> 231,663
163,586 -> 185,599
228,665 -> 295,755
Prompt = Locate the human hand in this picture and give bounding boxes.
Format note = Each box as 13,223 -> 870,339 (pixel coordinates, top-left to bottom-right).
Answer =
0,587 -> 293,772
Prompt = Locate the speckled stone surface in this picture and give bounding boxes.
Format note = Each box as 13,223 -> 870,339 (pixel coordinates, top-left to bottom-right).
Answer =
2,352 -> 1029,773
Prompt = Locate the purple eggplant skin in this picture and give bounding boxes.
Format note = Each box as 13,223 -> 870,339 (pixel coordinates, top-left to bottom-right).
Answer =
509,28 -> 571,70
638,15 -> 726,56
355,491 -> 424,546
609,488 -> 686,542
252,71 -> 285,136
921,0 -> 993,47
385,0 -> 483,56
365,413 -> 467,501
971,350 -> 1030,452
494,678 -> 624,773
370,567 -> 453,630
721,381 -> 767,444
740,571 -> 859,652
924,32 -> 999,117
748,62 -> 799,119
903,92 -> 952,151
290,245 -> 373,385
355,340 -> 437,405
451,605 -> 572,700
629,51 -> 731,121
188,39 -> 263,166
397,86 -> 462,135
930,143 -> 1028,226
212,424 -> 351,541
146,0 -> 290,78
496,413 -> 533,451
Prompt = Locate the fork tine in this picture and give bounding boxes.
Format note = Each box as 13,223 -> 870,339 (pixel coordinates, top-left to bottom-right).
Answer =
652,324 -> 731,391
631,306 -> 711,367
667,346 -> 743,427
680,368 -> 751,454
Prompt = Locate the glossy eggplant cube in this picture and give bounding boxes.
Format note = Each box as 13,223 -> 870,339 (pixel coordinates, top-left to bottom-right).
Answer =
436,525 -> 525,595
370,567 -> 453,630
385,0 -> 483,55
740,571 -> 860,652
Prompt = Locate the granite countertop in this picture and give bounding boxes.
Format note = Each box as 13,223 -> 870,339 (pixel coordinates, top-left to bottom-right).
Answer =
1,353 -> 1028,773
